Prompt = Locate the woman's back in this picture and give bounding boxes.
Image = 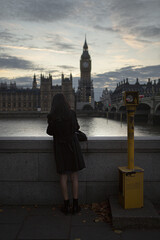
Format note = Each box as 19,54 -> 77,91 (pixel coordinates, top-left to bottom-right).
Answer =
48,110 -> 79,143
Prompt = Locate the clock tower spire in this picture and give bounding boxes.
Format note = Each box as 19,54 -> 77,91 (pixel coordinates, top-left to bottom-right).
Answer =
76,37 -> 94,110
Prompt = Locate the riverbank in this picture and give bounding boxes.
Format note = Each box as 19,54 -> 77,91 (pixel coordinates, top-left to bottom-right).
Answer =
0,111 -> 106,118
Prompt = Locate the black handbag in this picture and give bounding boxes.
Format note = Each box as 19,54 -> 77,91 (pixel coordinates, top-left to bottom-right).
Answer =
46,123 -> 54,136
76,130 -> 87,141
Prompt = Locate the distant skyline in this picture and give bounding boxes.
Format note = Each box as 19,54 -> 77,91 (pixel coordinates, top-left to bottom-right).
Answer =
0,0 -> 160,100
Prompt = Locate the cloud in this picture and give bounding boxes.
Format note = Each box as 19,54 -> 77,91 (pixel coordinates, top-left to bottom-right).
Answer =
94,25 -> 120,33
57,65 -> 77,70
0,76 -> 33,87
0,54 -> 43,70
0,29 -> 33,43
132,26 -> 160,39
0,0 -> 75,22
94,65 -> 160,91
108,0 -> 160,46
45,34 -> 78,52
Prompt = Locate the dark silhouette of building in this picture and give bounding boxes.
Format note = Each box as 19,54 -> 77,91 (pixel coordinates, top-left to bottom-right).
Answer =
111,78 -> 160,104
0,73 -> 75,112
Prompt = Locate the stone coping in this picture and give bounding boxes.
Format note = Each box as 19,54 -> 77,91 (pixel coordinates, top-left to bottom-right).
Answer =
0,136 -> 159,153
0,136 -> 160,141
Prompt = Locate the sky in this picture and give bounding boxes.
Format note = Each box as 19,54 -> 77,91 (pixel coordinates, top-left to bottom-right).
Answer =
0,0 -> 160,100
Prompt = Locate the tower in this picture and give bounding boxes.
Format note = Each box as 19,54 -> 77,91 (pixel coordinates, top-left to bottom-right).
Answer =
40,74 -> 52,112
32,74 -> 37,89
62,73 -> 75,109
76,37 -> 94,110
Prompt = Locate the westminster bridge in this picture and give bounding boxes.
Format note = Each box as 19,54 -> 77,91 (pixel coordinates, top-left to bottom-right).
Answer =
108,95 -> 160,124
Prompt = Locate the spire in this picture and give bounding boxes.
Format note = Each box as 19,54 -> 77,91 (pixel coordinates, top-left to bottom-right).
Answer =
32,74 -> 37,89
62,73 -> 64,81
136,78 -> 139,84
81,35 -> 90,59
70,73 -> 72,82
83,35 -> 88,50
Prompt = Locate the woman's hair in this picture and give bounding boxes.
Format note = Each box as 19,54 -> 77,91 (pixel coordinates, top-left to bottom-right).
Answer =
50,93 -> 71,120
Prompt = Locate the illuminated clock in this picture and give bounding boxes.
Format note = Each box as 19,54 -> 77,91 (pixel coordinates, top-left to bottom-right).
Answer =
126,95 -> 133,103
83,61 -> 89,68
123,91 -> 139,106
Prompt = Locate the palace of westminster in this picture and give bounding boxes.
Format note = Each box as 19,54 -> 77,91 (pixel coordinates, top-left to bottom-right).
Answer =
0,38 -> 94,113
0,38 -> 160,113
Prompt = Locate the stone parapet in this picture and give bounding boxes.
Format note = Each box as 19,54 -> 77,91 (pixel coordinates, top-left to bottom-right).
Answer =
0,137 -> 160,205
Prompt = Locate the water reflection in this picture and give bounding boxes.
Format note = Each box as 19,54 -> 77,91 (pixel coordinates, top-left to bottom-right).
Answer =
0,117 -> 159,137
78,117 -> 127,136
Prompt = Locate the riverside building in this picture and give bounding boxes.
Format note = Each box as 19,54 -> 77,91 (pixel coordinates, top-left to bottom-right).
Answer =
111,78 -> 160,104
0,73 -> 75,113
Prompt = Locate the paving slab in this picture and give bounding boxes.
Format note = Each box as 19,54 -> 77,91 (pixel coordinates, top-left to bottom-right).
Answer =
0,204 -> 160,240
0,206 -> 28,223
71,208 -> 106,226
109,195 -> 160,229
17,215 -> 71,240
121,229 -> 160,240
70,225 -> 120,240
0,224 -> 21,240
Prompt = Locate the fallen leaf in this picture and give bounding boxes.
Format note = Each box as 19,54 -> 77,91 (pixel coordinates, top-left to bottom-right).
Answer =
94,218 -> 100,223
0,209 -> 3,213
92,203 -> 99,210
114,229 -> 122,234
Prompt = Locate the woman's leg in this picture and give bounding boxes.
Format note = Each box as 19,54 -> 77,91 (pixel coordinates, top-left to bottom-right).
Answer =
60,174 -> 68,200
70,171 -> 81,213
70,172 -> 78,199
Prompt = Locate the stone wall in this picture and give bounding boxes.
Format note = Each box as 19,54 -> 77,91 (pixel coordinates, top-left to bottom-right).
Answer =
0,137 -> 160,205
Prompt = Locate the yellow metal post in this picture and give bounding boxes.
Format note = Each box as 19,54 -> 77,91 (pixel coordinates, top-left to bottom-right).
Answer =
127,106 -> 136,170
118,91 -> 144,209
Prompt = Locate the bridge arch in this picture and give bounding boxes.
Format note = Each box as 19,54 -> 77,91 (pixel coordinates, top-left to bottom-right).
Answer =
111,107 -> 116,112
119,106 -> 126,112
136,103 -> 151,114
82,104 -> 93,111
155,103 -> 160,114
139,101 -> 152,109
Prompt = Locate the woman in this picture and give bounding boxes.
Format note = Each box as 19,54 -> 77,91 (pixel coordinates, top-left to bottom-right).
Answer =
47,93 -> 86,214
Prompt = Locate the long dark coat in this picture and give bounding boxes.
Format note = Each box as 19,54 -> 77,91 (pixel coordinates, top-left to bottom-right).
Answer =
47,110 -> 86,174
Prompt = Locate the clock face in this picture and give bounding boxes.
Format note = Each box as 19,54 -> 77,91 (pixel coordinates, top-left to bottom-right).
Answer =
126,95 -> 133,103
83,61 -> 89,68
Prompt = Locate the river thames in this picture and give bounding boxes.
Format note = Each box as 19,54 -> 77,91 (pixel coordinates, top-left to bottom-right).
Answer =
0,117 -> 160,137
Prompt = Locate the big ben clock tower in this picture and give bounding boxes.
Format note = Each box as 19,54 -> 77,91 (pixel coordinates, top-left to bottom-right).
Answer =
76,37 -> 94,110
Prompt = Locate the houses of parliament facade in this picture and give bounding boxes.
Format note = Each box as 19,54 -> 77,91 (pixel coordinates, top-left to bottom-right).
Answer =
0,38 -> 94,113
0,73 -> 75,113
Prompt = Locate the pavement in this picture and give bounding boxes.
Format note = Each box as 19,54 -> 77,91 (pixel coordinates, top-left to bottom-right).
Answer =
0,200 -> 160,240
